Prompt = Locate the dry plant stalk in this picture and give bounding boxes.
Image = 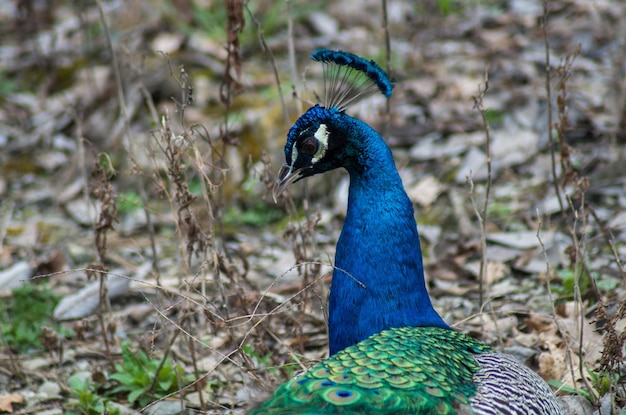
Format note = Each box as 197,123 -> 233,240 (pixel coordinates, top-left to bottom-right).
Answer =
91,154 -> 118,265
470,68 -> 493,312
150,112 -> 219,412
541,1 -> 595,400
158,114 -> 210,263
596,299 -> 626,407
466,68 -> 509,349
543,0 -> 624,405
88,154 -> 119,363
243,0 -> 325,367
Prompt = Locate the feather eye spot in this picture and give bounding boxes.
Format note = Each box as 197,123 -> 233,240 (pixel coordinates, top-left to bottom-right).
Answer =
322,387 -> 361,405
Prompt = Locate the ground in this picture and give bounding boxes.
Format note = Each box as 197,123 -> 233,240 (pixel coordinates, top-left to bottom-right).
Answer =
0,0 -> 625,414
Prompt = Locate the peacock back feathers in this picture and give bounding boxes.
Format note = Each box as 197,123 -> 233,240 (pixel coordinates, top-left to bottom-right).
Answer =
250,327 -> 491,414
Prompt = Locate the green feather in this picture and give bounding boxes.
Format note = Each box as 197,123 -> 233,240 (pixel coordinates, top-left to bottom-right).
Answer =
250,327 -> 491,414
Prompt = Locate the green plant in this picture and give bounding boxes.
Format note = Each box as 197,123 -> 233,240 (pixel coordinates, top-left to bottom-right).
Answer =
486,201 -> 514,224
0,283 -> 72,353
552,264 -> 618,301
588,367 -> 619,397
176,0 -> 322,51
548,363 -> 618,405
117,191 -> 143,214
0,70 -> 18,98
485,109 -> 505,128
242,344 -> 297,380
109,343 -> 191,407
595,274 -> 620,292
436,0 -> 454,15
66,374 -> 120,415
548,378 -> 594,403
222,201 -> 283,228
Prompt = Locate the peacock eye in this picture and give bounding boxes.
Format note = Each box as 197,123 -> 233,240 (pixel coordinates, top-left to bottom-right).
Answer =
300,137 -> 319,155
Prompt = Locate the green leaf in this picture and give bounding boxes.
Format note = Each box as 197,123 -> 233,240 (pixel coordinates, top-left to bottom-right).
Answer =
596,277 -> 619,292
128,387 -> 148,404
548,379 -> 593,402
158,379 -> 173,392
109,372 -> 136,385
117,191 -> 143,214
68,375 -> 88,392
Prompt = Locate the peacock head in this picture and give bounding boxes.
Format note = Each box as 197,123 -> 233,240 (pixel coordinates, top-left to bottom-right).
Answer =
274,49 -> 393,199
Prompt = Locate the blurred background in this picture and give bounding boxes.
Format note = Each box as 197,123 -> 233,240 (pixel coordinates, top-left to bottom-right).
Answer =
0,0 -> 625,413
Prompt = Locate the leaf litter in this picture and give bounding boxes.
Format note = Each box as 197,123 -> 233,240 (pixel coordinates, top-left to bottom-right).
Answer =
0,0 -> 625,414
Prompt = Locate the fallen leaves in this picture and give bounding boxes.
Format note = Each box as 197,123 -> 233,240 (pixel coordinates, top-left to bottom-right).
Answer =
0,392 -> 23,413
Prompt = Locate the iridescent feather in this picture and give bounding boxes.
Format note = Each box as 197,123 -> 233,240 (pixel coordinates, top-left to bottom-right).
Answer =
311,49 -> 393,111
250,327 -> 489,414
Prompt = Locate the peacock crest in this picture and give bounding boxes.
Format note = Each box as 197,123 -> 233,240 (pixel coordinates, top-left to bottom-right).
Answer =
311,49 -> 394,111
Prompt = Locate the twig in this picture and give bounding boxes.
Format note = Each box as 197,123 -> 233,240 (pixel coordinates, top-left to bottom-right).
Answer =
245,2 -> 290,125
541,1 -> 601,402
536,212 -> 579,398
96,0 -> 131,152
286,0 -> 301,117
587,204 -> 626,279
470,67 -> 493,310
542,0 -> 564,217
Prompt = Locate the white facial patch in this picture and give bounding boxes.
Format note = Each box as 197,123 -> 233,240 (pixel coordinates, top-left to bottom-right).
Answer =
312,124 -> 330,163
290,142 -> 299,166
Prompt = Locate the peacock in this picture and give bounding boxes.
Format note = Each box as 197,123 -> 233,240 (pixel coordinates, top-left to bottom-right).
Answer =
250,49 -> 563,414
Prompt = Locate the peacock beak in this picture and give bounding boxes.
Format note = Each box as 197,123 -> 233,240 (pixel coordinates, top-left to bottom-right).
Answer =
273,163 -> 307,203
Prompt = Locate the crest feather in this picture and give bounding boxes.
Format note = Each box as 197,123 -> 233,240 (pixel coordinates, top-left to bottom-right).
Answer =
311,49 -> 393,111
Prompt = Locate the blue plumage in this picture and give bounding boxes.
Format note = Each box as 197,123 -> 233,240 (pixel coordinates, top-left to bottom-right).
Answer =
293,106 -> 450,354
257,49 -> 563,414
311,48 -> 394,98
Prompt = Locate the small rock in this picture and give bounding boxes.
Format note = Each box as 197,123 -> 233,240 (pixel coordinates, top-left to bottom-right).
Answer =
503,345 -> 537,364
33,410 -> 63,415
307,11 -> 339,37
558,395 -> 594,415
150,32 -> 184,54
127,303 -> 155,323
410,132 -> 468,162
593,394 -> 613,415
144,400 -> 186,415
0,261 -> 32,291
455,146 -> 487,183
38,381 -> 61,400
35,150 -> 68,172
54,274 -> 130,320
63,199 -> 100,226
487,231 -> 551,250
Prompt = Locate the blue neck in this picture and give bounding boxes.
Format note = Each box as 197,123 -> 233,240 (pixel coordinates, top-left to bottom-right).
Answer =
328,118 -> 450,355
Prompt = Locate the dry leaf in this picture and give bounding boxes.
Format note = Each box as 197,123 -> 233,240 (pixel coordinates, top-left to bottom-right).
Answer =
407,175 -> 444,207
0,392 -> 23,413
538,350 -> 566,382
486,260 -> 509,285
